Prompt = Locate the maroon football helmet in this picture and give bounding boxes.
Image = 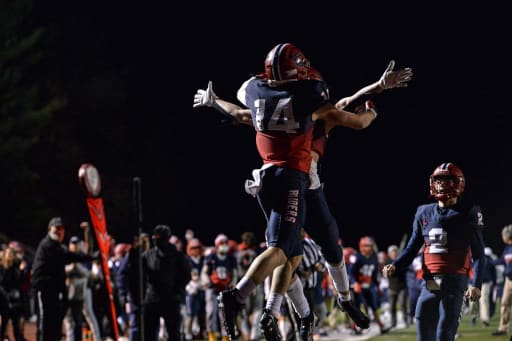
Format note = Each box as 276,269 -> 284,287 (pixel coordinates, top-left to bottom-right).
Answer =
308,66 -> 323,81
429,163 -> 465,201
264,43 -> 311,81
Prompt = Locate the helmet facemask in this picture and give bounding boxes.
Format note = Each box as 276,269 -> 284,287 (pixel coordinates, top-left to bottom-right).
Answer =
429,163 -> 465,201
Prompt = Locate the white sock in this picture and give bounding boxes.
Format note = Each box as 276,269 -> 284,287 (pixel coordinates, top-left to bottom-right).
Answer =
236,277 -> 256,302
326,260 -> 350,299
266,292 -> 284,318
286,278 -> 310,318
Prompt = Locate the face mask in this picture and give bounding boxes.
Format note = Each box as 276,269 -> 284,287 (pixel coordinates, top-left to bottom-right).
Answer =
153,238 -> 166,248
218,244 -> 229,254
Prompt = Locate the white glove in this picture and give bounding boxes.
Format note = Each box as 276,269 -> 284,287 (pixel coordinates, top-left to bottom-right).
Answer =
193,80 -> 218,108
378,60 -> 413,89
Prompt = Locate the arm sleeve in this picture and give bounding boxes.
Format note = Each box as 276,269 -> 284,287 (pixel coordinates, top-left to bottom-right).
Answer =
393,210 -> 425,272
470,207 -> 486,288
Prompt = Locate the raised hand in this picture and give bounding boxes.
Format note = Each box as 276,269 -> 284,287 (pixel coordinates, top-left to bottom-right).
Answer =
193,80 -> 218,108
378,60 -> 413,89
382,264 -> 396,278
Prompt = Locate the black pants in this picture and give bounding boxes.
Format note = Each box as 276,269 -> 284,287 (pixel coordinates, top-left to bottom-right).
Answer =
388,286 -> 408,327
66,299 -> 84,341
143,300 -> 181,341
35,289 -> 65,341
0,305 -> 24,340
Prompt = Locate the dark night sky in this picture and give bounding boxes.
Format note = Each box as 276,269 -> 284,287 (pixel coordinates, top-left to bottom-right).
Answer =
12,1 -> 512,253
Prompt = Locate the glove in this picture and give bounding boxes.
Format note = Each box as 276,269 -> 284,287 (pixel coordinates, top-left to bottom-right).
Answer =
193,80 -> 218,108
378,60 -> 413,89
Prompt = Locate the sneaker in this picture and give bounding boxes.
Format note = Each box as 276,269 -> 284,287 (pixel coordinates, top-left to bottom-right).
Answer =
491,330 -> 507,336
299,312 -> 315,341
218,287 -> 244,340
380,326 -> 391,334
336,296 -> 370,329
259,309 -> 282,341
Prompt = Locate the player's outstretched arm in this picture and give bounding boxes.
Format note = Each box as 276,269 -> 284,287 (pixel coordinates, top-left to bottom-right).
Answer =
335,60 -> 413,109
193,81 -> 253,126
314,100 -> 377,131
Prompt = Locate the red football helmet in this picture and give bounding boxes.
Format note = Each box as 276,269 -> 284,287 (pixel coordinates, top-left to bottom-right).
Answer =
308,66 -> 324,81
264,43 -> 311,81
429,162 -> 465,201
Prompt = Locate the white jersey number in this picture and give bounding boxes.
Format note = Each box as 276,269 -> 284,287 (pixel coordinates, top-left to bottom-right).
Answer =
428,228 -> 448,254
254,98 -> 299,133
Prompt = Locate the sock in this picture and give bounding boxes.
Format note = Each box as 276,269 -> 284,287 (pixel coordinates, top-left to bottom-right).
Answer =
326,260 -> 350,299
286,278 -> 310,318
236,277 -> 257,302
266,292 -> 284,319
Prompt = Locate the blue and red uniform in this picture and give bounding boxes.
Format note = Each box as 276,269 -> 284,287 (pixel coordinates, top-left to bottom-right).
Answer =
392,202 -> 486,341
302,119 -> 343,264
204,253 -> 237,293
237,77 -> 329,257
349,252 -> 381,311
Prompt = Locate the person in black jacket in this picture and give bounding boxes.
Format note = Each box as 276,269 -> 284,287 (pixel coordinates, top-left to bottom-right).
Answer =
0,246 -> 27,341
30,216 -> 97,341
142,225 -> 191,341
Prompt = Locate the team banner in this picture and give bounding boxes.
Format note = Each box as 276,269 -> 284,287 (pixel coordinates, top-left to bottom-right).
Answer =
79,163 -> 119,340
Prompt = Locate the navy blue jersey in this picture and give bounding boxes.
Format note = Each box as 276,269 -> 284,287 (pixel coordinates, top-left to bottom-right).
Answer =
493,245 -> 512,280
349,252 -> 379,288
203,253 -> 237,292
237,77 -> 330,173
393,202 -> 486,288
187,255 -> 204,279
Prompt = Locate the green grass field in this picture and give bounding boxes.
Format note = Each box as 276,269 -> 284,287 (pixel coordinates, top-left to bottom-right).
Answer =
368,307 -> 509,341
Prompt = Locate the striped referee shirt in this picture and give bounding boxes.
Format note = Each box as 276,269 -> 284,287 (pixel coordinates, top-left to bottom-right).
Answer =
299,237 -> 324,289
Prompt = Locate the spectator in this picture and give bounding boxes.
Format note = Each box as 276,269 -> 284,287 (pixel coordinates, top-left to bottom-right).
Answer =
0,246 -> 26,340
386,245 -> 408,328
109,242 -> 130,335
491,224 -> 512,336
122,232 -> 151,341
64,236 -> 92,341
476,247 -> 496,327
31,216 -> 97,341
142,225 -> 190,341
8,240 -> 31,337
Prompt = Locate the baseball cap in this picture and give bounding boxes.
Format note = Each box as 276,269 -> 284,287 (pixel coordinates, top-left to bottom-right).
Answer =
69,236 -> 81,244
48,217 -> 64,229
152,225 -> 172,240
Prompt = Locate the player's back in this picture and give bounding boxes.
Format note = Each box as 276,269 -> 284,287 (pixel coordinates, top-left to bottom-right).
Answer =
237,77 -> 329,173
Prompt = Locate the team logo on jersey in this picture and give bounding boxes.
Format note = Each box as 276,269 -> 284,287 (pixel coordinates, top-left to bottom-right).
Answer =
477,212 -> 484,226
